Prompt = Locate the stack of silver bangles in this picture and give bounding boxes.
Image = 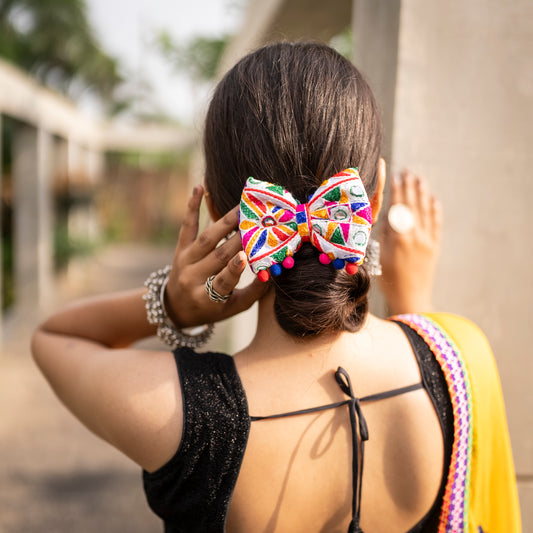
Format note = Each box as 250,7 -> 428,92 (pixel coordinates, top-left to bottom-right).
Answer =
143,265 -> 214,349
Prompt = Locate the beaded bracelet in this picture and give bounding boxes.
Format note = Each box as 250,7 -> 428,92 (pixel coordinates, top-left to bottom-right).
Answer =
143,265 -> 214,349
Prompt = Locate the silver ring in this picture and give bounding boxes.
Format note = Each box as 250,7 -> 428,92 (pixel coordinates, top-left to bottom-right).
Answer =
205,275 -> 231,303
388,203 -> 415,234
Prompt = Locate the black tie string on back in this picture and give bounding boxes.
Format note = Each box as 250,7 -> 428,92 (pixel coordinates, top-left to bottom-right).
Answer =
249,367 -> 423,533
335,367 -> 368,533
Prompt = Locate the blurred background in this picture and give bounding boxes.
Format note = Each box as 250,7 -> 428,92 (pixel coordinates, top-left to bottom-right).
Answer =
0,0 -> 531,531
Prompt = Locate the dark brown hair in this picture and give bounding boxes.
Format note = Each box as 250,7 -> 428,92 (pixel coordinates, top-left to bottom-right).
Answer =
204,42 -> 382,337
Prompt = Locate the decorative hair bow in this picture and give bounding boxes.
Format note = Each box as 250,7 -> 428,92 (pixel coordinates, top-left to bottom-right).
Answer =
239,168 -> 373,281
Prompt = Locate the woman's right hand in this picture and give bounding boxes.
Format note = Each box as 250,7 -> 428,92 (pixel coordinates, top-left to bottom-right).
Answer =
379,170 -> 442,316
164,186 -> 267,328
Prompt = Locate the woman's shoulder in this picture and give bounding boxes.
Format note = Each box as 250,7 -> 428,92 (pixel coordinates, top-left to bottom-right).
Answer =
173,347 -> 237,376
174,346 -> 248,416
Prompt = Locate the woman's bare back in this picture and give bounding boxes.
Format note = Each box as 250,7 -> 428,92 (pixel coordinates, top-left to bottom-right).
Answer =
228,317 -> 444,533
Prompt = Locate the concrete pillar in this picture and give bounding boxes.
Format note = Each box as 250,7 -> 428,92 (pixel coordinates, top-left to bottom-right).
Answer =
66,143 -> 98,244
13,125 -> 54,318
352,0 -> 400,164
86,146 -> 104,184
353,0 -> 533,525
54,136 -> 69,191
65,139 -> 84,245
67,138 -> 83,181
85,146 -> 104,241
352,0 -> 401,317
37,129 -> 54,309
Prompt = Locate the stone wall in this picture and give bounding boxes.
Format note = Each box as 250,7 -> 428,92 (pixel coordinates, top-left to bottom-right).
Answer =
353,0 -> 533,526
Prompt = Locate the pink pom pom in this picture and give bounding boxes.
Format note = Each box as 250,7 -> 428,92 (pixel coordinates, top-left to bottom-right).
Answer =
346,263 -> 359,275
257,270 -> 270,282
282,256 -> 295,269
319,253 -> 331,265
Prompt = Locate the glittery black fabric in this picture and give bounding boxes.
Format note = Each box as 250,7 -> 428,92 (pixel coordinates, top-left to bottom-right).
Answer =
142,348 -> 250,533
142,326 -> 453,533
397,321 -> 454,533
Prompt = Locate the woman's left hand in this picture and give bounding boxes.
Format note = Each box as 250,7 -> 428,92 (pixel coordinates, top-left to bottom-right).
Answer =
164,185 -> 267,328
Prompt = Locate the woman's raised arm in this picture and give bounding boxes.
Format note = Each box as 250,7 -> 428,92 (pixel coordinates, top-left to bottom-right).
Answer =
30,186 -> 266,472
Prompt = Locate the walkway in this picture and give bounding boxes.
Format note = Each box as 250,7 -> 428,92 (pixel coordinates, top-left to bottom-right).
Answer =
0,244 -> 176,533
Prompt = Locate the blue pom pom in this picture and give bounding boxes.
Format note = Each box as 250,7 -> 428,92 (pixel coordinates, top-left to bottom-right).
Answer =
270,263 -> 283,276
345,256 -> 358,263
333,258 -> 345,270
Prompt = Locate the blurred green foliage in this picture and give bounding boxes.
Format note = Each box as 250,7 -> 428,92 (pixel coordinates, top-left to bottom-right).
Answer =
53,224 -> 97,270
154,31 -> 229,81
330,27 -> 353,60
154,25 -> 352,84
106,146 -> 192,173
0,0 -> 122,106
1,235 -> 14,311
53,187 -> 99,269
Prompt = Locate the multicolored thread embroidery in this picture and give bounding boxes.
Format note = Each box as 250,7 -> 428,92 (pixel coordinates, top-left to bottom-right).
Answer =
239,168 -> 373,281
393,314 -> 473,533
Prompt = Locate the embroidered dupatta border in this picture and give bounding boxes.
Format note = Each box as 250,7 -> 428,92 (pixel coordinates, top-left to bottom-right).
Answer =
392,314 -> 473,533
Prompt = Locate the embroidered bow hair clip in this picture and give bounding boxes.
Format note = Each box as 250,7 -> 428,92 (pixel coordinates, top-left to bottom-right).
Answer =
239,168 -> 373,281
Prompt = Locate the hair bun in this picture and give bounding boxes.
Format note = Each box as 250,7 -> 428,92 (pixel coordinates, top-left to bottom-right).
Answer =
272,244 -> 370,337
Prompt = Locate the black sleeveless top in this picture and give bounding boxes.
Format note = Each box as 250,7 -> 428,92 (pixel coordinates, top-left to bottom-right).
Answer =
143,322 -> 454,533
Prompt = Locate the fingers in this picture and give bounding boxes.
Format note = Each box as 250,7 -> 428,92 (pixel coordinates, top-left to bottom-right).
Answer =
391,169 -> 422,207
430,197 -> 443,240
190,232 -> 242,281
383,168 -> 444,252
177,186 -> 204,249
415,177 -> 432,230
390,170 -> 440,225
166,196 -> 267,327
401,169 -> 417,207
187,206 -> 240,264
390,171 -> 402,204
205,251 -> 267,318
209,251 -> 247,298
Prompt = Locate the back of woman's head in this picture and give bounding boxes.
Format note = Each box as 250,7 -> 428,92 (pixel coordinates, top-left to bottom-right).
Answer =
204,41 -> 382,337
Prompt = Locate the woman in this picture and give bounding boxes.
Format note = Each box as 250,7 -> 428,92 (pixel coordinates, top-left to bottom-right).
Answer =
32,42 -> 520,532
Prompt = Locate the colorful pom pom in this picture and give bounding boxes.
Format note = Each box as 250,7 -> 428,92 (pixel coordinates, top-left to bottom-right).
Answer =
319,253 -> 331,265
333,258 -> 345,270
346,263 -> 359,275
257,270 -> 270,282
282,256 -> 295,269
270,264 -> 282,276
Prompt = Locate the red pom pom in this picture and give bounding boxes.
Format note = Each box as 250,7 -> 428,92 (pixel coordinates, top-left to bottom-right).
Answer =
282,256 -> 295,269
257,270 -> 270,282
346,263 -> 359,275
319,253 -> 331,265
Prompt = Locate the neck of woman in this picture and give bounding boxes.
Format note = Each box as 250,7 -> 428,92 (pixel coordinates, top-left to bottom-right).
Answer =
242,288 -> 374,363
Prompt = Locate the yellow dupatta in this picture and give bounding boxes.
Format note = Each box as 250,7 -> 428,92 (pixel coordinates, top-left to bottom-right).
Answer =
393,313 -> 521,532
